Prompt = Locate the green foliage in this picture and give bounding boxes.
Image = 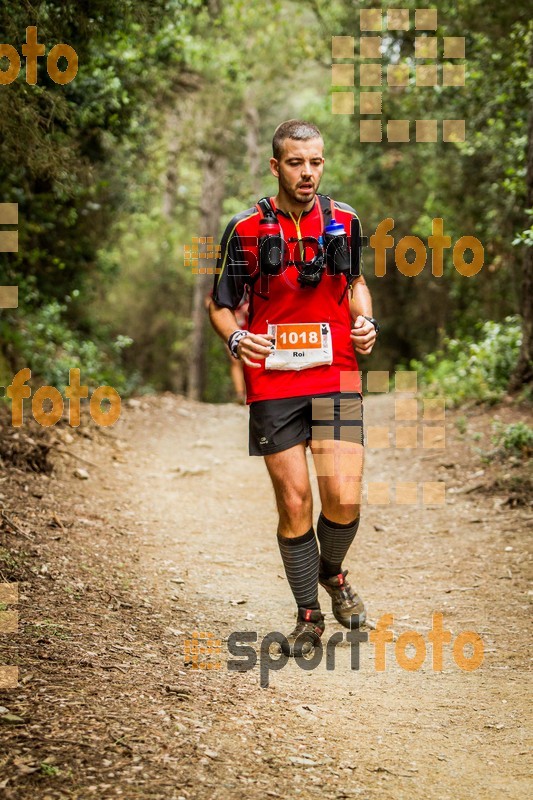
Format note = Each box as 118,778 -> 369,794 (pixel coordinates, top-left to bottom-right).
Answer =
513,210 -> 533,248
203,327 -> 235,403
491,421 -> 533,457
455,415 -> 468,435
0,0 -> 530,399
1,293 -> 134,394
0,0 -> 199,392
410,316 -> 522,404
40,763 -> 61,777
279,0 -> 531,376
92,210 -> 192,393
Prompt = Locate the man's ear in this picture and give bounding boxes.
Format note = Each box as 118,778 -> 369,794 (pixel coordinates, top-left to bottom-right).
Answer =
269,157 -> 279,178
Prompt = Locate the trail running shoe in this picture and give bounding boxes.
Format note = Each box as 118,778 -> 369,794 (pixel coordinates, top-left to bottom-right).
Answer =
319,569 -> 366,628
281,607 -> 325,658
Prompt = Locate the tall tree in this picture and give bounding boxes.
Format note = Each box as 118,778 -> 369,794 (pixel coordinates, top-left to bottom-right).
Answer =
187,151 -> 227,400
510,92 -> 533,389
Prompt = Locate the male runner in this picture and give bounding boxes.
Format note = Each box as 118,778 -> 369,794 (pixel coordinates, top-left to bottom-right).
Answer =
209,120 -> 377,657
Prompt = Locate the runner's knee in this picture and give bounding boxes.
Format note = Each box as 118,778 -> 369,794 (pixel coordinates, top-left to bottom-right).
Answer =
277,485 -> 312,521
321,501 -> 360,525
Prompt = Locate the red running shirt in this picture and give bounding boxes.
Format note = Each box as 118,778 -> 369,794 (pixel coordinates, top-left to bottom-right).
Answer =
212,194 -> 362,403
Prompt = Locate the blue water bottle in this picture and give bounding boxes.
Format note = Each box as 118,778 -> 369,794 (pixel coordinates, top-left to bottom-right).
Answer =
324,218 -> 350,277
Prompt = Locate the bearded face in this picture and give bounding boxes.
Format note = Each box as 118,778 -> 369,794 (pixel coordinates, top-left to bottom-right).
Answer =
270,137 -> 325,209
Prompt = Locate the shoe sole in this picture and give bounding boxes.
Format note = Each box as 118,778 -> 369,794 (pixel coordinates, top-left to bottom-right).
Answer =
332,608 -> 367,628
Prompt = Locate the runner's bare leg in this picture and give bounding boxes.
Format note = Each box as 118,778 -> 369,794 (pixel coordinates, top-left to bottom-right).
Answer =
309,438 -> 363,523
264,443 -> 313,537
263,443 -> 321,613
308,437 -> 366,624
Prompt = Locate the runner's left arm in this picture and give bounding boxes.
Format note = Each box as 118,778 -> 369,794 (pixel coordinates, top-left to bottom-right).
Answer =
334,200 -> 377,356
349,276 -> 376,356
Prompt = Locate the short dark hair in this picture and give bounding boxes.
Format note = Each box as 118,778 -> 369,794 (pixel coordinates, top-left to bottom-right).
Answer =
272,120 -> 323,160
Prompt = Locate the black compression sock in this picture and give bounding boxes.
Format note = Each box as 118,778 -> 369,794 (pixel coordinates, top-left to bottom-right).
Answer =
317,513 -> 360,577
277,527 -> 320,610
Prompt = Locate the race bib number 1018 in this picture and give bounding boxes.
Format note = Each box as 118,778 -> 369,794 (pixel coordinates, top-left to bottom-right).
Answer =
265,322 -> 333,371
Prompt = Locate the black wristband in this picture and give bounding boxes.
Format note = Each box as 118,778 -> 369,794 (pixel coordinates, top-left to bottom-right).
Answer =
228,330 -> 249,359
363,316 -> 380,334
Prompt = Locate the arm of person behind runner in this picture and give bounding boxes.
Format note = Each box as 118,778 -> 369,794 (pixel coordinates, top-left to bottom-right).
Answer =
349,275 -> 376,356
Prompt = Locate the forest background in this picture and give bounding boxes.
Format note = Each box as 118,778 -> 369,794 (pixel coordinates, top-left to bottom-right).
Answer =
0,0 -> 531,409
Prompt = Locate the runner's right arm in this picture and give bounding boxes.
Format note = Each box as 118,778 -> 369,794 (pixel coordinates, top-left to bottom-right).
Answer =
208,303 -> 273,368
209,214 -> 273,367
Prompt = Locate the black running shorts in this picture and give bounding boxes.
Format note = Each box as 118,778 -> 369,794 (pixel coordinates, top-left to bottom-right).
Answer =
248,391 -> 364,456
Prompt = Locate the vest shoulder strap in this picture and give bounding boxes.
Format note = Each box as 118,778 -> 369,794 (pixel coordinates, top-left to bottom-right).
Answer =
257,194 -> 335,223
317,193 -> 335,222
256,197 -> 274,218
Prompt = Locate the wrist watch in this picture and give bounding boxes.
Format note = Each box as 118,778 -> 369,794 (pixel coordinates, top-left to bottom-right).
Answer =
363,316 -> 380,334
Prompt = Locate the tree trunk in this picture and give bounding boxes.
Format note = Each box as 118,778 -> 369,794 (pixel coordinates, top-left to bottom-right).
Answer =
162,107 -> 181,221
245,99 -> 261,198
509,61 -> 533,391
187,151 -> 227,400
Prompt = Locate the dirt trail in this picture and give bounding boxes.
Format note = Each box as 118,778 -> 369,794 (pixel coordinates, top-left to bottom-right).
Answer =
1,393 -> 531,799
